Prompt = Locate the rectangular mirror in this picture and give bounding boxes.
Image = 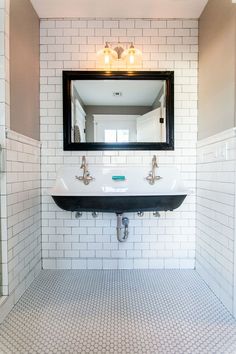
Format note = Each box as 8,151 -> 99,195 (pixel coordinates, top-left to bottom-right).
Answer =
63,71 -> 174,150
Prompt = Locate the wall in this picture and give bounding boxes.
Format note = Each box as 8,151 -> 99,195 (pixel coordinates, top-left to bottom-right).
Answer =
197,0 -> 236,317
0,0 -> 9,298
85,105 -> 150,142
10,0 -> 40,140
196,129 -> 236,314
0,0 -> 41,324
198,0 -> 236,140
41,18 -> 198,270
0,130 -> 41,323
6,132 -> 41,295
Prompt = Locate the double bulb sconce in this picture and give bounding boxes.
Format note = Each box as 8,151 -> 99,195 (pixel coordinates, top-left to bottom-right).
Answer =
97,42 -> 142,68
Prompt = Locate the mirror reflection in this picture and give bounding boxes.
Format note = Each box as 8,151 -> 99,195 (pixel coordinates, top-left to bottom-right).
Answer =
71,80 -> 167,144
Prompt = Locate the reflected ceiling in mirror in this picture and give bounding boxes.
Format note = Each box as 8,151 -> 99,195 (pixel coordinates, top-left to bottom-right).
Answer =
63,71 -> 174,150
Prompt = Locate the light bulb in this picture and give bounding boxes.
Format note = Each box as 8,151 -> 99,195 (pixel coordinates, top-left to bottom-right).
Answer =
104,54 -> 110,65
127,43 -> 136,66
97,42 -> 141,68
129,53 -> 135,65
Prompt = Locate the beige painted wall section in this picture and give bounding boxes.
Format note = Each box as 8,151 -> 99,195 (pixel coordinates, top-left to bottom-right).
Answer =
10,0 -> 40,140
198,0 -> 236,140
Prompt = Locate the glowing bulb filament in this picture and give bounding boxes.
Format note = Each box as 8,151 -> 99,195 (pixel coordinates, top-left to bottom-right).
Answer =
129,54 -> 135,65
104,54 -> 110,65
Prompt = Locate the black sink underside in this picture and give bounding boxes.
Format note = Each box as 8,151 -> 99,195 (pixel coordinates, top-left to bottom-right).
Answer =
52,195 -> 187,214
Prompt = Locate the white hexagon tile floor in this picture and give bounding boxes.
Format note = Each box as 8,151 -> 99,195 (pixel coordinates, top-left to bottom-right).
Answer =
0,270 -> 236,353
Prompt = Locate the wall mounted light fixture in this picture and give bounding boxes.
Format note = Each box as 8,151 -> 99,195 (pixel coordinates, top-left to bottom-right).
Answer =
97,42 -> 142,68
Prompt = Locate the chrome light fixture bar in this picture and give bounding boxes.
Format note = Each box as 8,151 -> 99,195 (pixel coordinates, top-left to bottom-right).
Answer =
97,41 -> 142,68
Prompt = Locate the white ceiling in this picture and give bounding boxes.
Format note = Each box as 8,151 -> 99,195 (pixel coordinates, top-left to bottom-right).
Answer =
30,0 -> 208,19
73,80 -> 164,106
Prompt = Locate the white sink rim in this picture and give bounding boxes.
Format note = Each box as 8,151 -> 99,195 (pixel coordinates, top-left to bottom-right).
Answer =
49,165 -> 189,197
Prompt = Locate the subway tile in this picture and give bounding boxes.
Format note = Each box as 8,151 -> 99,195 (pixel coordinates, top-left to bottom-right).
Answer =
39,18 -> 199,271
87,259 -> 102,269
196,134 -> 236,313
4,132 -> 41,307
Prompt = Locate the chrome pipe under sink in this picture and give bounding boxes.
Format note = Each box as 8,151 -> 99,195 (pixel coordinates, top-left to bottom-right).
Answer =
116,214 -> 129,242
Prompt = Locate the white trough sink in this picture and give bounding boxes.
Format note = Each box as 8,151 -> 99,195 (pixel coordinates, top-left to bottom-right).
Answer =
50,165 -> 188,213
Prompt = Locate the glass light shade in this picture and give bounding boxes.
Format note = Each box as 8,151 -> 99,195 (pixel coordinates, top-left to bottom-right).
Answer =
122,44 -> 142,67
97,43 -> 118,68
97,42 -> 142,68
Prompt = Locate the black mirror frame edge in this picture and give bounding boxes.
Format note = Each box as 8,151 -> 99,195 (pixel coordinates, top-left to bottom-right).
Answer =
63,70 -> 174,151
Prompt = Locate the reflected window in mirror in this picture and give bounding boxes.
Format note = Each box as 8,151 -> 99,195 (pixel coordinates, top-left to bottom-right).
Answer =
63,71 -> 174,150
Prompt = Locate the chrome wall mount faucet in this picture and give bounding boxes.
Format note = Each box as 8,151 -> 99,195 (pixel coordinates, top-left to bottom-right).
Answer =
76,156 -> 94,185
146,155 -> 162,185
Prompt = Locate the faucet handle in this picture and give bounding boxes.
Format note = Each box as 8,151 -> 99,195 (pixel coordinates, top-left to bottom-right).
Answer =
85,175 -> 95,184
75,174 -> 95,185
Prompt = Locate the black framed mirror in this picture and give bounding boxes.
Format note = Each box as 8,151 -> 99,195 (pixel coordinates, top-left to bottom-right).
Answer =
63,71 -> 174,150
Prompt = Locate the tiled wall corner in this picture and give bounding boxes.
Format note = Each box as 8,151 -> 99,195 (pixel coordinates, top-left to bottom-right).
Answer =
0,130 -> 41,323
6,131 -> 41,293
40,18 -> 198,270
196,128 -> 236,314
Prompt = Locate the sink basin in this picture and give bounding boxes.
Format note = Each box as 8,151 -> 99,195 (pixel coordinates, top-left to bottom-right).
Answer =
50,165 -> 188,213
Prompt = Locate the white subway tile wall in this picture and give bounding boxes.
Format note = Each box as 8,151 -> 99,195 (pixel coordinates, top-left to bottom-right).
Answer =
40,18 -> 198,270
196,130 -> 236,314
0,131 -> 42,323
0,128 -> 42,323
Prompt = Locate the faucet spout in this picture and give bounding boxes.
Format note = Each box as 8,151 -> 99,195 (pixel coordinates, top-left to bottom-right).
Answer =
152,155 -> 158,168
80,156 -> 87,169
76,156 -> 94,185
146,155 -> 162,185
